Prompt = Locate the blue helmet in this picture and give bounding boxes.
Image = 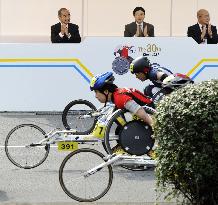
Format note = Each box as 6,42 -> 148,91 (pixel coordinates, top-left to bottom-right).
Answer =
90,72 -> 115,91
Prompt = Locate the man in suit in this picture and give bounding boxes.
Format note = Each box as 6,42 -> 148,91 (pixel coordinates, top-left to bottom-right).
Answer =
124,7 -> 154,37
187,9 -> 218,44
51,8 -> 81,43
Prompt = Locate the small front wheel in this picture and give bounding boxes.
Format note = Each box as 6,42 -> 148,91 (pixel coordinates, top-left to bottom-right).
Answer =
59,148 -> 113,202
5,124 -> 50,169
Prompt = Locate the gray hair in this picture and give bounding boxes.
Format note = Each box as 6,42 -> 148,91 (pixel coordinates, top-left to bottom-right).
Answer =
58,8 -> 68,16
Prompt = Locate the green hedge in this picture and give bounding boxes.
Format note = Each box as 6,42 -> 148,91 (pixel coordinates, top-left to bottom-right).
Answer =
154,79 -> 218,205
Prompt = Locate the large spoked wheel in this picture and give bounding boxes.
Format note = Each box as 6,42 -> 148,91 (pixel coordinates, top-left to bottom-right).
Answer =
152,88 -> 172,106
104,109 -> 154,171
59,148 -> 113,202
5,124 -> 50,169
62,99 -> 98,134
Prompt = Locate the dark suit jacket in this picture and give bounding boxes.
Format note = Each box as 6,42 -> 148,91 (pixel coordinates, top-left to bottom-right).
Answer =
124,22 -> 154,37
51,22 -> 81,43
187,23 -> 218,44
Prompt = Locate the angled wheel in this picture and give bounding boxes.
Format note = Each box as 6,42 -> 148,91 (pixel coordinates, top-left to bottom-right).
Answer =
59,148 -> 113,202
62,99 -> 98,134
104,109 -> 144,155
5,124 -> 50,169
104,109 -> 155,171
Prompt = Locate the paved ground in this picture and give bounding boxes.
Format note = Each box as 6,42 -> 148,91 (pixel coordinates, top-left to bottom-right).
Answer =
0,113 -> 180,204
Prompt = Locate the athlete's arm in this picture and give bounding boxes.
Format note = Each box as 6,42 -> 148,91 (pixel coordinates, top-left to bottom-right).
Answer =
157,71 -> 168,82
135,107 -> 153,127
125,100 -> 153,127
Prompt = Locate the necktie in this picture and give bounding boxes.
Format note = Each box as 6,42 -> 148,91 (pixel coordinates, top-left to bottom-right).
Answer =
202,25 -> 208,39
201,25 -> 205,34
138,25 -> 144,37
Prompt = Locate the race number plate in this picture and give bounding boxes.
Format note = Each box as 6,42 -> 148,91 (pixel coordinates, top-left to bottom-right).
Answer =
58,142 -> 78,151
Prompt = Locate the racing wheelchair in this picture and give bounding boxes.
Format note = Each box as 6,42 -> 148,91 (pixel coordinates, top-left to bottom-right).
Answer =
5,99 -> 155,171
152,73 -> 194,105
59,105 -> 156,202
5,99 -> 114,169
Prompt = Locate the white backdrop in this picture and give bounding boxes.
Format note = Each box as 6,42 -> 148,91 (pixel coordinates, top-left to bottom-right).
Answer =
0,37 -> 217,111
0,0 -> 218,41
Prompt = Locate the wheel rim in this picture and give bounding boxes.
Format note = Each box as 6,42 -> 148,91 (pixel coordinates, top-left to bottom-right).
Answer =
105,110 -> 129,155
105,110 -> 154,171
152,88 -> 172,105
59,149 -> 113,202
62,100 -> 97,134
5,124 -> 49,169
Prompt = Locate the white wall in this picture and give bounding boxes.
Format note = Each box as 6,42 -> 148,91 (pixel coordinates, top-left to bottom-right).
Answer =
83,0 -> 171,36
0,0 -> 218,41
0,37 -> 217,111
172,0 -> 197,36
0,0 -> 82,39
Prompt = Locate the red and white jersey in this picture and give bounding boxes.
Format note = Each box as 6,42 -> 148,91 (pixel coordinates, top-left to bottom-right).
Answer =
112,88 -> 153,109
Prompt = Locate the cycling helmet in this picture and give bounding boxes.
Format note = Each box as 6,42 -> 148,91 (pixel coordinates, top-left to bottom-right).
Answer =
129,56 -> 151,74
90,72 -> 115,91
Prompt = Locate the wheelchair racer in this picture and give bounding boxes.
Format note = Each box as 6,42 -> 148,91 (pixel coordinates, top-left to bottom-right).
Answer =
90,72 -> 155,156
90,71 -> 153,127
130,56 -> 194,102
129,56 -> 170,97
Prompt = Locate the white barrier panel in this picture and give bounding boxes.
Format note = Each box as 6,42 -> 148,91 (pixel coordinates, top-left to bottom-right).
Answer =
0,37 -> 217,111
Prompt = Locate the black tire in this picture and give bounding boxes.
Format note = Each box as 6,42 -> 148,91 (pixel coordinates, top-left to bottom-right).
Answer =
5,124 -> 50,169
152,88 -> 172,105
59,148 -> 113,202
104,109 -> 155,171
62,99 -> 98,134
104,107 -> 155,155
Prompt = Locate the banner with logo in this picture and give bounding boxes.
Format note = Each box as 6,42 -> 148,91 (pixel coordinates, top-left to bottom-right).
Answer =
0,37 -> 217,111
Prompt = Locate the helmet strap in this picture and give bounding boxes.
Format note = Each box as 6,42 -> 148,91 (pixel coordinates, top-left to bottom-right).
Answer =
99,90 -> 109,107
104,93 -> 109,107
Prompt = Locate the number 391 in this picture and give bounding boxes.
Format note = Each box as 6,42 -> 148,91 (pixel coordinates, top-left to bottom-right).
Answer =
58,142 -> 78,151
